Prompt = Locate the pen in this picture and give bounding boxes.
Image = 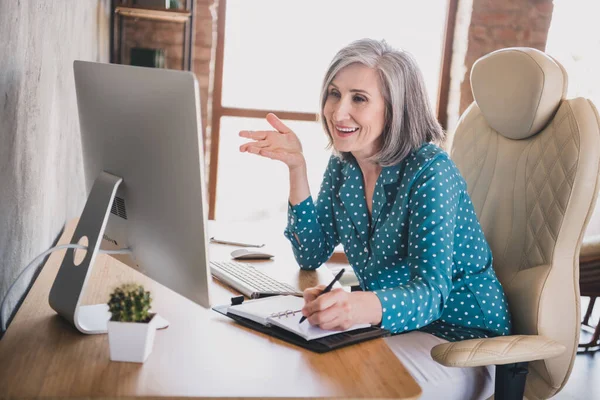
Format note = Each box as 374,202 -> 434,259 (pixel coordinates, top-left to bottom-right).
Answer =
209,237 -> 265,248
299,268 -> 345,324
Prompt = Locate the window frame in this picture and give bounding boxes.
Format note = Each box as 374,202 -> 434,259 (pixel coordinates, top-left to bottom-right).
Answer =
208,0 -> 458,219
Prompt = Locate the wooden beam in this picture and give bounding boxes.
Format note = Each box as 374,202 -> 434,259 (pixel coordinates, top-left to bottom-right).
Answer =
436,0 -> 459,130
115,6 -> 191,23
220,107 -> 318,122
208,0 -> 227,220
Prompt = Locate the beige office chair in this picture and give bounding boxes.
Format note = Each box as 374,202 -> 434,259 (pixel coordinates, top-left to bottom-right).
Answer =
431,48 -> 600,400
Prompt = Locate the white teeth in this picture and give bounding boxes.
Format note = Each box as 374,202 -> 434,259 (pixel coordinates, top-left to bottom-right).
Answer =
336,126 -> 358,133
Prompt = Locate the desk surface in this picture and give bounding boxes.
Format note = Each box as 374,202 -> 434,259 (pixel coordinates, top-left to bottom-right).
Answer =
0,219 -> 420,399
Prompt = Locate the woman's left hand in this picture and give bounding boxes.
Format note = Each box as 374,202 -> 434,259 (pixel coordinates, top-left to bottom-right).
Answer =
301,285 -> 357,331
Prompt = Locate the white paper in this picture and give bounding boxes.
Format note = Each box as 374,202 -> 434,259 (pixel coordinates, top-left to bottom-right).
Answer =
267,312 -> 370,341
227,295 -> 304,325
227,294 -> 370,341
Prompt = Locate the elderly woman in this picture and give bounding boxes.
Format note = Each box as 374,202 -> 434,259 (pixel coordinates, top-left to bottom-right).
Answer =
240,39 -> 511,399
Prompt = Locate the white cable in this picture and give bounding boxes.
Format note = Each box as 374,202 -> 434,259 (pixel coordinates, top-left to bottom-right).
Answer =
100,248 -> 132,255
0,244 -> 132,332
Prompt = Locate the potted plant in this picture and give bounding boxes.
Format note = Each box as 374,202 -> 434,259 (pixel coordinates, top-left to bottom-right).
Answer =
107,283 -> 157,363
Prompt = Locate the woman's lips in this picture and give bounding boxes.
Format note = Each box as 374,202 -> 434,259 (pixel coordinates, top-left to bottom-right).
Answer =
334,125 -> 359,138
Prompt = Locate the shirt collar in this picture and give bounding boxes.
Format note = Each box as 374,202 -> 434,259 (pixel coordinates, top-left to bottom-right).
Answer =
340,156 -> 403,186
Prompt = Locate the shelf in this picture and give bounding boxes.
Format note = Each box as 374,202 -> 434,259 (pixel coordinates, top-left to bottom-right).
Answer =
115,6 -> 191,23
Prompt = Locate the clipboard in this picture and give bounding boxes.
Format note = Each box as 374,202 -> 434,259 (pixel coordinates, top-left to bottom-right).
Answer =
212,296 -> 390,353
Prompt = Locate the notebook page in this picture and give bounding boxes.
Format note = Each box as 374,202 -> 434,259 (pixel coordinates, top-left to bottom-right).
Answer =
267,313 -> 371,341
227,295 -> 304,325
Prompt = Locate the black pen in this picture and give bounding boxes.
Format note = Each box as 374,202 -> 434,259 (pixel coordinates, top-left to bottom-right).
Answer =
299,268 -> 345,324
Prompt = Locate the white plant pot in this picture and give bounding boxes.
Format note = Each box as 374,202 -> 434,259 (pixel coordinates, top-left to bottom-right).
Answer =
107,314 -> 157,363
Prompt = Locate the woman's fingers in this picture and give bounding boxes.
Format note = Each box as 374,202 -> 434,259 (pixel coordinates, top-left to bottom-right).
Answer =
240,147 -> 287,162
317,314 -> 346,331
240,114 -> 293,138
239,130 -> 269,140
303,289 -> 353,329
302,289 -> 340,318
307,289 -> 346,314
303,285 -> 327,303
239,129 -> 275,153
307,305 -> 341,327
266,113 -> 292,134
240,140 -> 270,152
238,115 -> 303,168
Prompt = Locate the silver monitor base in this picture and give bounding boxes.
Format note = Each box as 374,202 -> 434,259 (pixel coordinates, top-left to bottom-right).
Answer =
49,171 -> 168,334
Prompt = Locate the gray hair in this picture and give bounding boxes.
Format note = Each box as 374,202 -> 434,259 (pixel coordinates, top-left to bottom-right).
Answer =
320,39 -> 445,166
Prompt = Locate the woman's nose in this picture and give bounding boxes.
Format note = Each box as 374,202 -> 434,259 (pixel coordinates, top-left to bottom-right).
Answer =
333,99 -> 351,122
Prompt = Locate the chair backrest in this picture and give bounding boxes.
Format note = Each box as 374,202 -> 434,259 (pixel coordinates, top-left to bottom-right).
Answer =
450,47 -> 600,399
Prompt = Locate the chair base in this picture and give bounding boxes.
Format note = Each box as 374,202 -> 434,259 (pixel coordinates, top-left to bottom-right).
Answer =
578,296 -> 600,352
495,362 -> 529,400
578,324 -> 600,352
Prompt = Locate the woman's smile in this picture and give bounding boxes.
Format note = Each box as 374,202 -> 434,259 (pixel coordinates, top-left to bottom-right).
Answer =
334,125 -> 360,138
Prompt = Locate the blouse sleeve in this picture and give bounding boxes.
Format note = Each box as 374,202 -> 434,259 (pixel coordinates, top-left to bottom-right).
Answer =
284,157 -> 340,270
373,156 -> 463,334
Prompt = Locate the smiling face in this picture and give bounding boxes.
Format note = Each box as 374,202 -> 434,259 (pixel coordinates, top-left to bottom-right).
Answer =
323,63 -> 387,161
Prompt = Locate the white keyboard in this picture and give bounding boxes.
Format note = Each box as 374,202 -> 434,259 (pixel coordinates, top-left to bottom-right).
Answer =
210,260 -> 303,299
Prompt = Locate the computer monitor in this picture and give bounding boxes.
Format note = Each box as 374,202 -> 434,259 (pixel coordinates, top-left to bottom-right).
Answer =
49,61 -> 212,334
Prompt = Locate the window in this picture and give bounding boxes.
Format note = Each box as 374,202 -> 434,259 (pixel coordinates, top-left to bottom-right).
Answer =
217,117 -> 328,222
546,0 -> 600,237
210,0 -> 452,221
546,0 -> 600,104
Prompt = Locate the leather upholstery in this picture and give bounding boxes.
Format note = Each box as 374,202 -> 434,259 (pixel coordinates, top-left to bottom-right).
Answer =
431,335 -> 565,367
435,48 -> 600,400
471,47 -> 566,140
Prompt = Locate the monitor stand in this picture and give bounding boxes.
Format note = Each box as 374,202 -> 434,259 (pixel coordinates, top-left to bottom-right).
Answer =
48,171 -> 169,334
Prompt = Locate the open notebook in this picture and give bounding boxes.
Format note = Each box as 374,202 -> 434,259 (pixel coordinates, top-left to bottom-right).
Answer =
227,295 -> 370,341
213,295 -> 389,353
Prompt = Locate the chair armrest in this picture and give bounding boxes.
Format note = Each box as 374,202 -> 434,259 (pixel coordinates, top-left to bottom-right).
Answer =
581,234 -> 600,259
430,335 -> 565,368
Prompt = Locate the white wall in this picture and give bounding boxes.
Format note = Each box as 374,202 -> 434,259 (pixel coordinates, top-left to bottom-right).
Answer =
0,0 -> 110,332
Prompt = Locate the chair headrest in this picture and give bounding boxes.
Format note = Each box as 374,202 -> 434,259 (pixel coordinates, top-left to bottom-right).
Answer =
470,47 -> 568,140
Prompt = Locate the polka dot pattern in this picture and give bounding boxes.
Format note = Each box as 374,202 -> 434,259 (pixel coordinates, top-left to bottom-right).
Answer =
284,144 -> 512,342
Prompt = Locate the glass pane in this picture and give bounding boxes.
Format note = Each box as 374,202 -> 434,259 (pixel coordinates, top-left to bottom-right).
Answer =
546,0 -> 600,105
216,117 -> 331,222
222,0 -> 448,113
546,0 -> 600,237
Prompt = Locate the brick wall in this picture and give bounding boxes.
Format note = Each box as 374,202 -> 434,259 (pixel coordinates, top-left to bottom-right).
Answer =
459,0 -> 554,115
121,0 -> 216,140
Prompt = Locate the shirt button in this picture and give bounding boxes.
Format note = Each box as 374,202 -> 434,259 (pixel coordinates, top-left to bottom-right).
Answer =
364,247 -> 368,253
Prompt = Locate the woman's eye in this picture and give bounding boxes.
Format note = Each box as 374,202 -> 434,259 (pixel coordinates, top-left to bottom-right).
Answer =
353,95 -> 366,103
329,90 -> 340,98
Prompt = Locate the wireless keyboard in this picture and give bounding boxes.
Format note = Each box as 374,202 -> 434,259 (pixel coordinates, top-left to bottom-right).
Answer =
210,260 -> 303,299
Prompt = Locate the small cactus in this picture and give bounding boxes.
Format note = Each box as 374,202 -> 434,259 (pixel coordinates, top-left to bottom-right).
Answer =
108,283 -> 152,323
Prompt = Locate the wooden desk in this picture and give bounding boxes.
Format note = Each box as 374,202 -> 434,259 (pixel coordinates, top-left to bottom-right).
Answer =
0,219 -> 421,399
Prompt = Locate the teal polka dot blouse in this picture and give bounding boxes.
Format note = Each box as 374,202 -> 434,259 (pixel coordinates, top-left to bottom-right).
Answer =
284,144 -> 512,342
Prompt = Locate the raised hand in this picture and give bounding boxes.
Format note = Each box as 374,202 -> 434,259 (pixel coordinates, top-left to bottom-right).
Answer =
239,113 -> 306,171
